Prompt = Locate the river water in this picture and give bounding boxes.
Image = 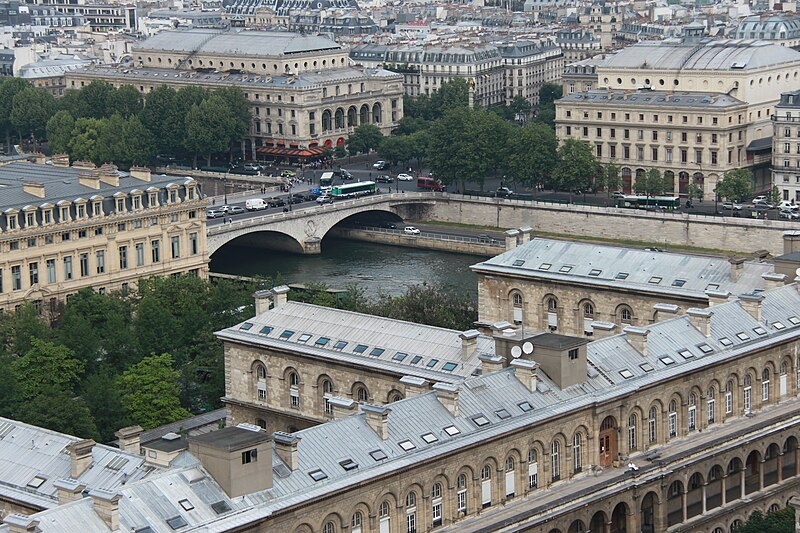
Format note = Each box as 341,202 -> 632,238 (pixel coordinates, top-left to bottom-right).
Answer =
210,238 -> 482,298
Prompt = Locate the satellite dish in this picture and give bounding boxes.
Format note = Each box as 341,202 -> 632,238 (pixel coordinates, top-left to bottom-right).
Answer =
522,341 -> 534,354
511,346 -> 522,359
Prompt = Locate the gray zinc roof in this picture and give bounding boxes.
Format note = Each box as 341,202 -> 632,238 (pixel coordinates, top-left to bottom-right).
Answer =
471,238 -> 770,299
560,89 -> 745,108
135,29 -> 342,57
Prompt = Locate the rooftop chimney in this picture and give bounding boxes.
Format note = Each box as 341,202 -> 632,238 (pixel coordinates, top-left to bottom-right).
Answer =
624,326 -> 649,356
67,439 -> 95,478
519,226 -> 533,245
362,404 -> 391,440
752,249 -> 770,262
460,329 -> 480,360
399,375 -> 429,397
51,153 -> 70,167
78,171 -> 101,190
89,489 -> 120,530
254,289 -> 272,315
23,181 -> 45,199
590,321 -> 616,339
783,230 -> 800,255
510,358 -> 538,392
479,353 -> 505,374
762,272 -> 787,289
129,166 -> 152,182
687,308 -> 713,337
705,289 -> 731,307
272,285 -> 290,307
53,479 -> 86,505
729,256 -> 746,282
72,160 -> 96,170
272,432 -> 301,471
98,164 -> 119,186
504,228 -> 520,251
329,397 -> 358,419
739,293 -> 764,321
115,425 -> 143,456
653,303 -> 679,323
432,382 -> 459,416
3,515 -> 39,533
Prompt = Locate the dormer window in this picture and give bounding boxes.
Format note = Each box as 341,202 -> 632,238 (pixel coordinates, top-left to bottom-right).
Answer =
187,186 -> 196,201
60,206 -> 70,222
25,212 -> 36,227
6,213 -> 17,230
43,210 -> 52,225
116,198 -> 125,213
148,192 -> 158,207
77,204 -> 86,219
92,201 -> 103,217
169,189 -> 177,204
132,195 -> 142,210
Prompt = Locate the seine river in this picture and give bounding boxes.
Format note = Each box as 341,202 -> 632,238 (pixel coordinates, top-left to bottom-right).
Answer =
210,238 -> 482,298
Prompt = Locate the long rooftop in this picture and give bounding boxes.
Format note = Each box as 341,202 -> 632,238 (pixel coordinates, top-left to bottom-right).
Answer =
134,29 -> 342,57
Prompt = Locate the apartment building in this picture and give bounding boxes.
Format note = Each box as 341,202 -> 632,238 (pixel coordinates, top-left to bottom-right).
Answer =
0,159 -> 208,314
733,14 -> 800,50
772,90 -> 800,204
67,29 -> 404,159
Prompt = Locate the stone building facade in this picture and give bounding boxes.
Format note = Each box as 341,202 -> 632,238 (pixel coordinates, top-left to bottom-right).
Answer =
0,159 -> 207,315
773,90 -> 800,204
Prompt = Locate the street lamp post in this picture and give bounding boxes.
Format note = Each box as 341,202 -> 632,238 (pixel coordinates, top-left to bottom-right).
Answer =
224,171 -> 229,204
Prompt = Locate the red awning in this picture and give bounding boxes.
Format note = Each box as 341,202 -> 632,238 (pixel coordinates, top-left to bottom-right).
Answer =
257,146 -> 327,158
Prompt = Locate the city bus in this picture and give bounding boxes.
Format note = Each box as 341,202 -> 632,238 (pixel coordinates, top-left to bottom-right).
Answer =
330,181 -> 377,198
615,195 -> 680,210
319,172 -> 334,192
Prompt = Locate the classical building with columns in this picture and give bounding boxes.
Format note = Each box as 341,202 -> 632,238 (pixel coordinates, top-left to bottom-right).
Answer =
65,29 -> 404,159
5,282 -> 800,533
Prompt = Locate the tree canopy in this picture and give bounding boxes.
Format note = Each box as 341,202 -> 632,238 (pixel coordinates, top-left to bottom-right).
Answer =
716,168 -> 753,202
734,508 -> 794,533
117,353 -> 192,430
553,139 -> 598,196
347,124 -> 384,155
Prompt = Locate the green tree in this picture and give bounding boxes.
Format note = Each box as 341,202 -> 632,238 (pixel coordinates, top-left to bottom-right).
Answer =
117,353 -> 192,430
427,78 -> 469,120
0,77 -> 31,150
768,186 -> 782,206
553,139 -> 597,200
11,87 -> 55,144
716,168 -> 753,202
504,122 -> 557,189
184,95 -> 232,167
378,134 -> 414,166
111,84 -> 144,119
603,163 -> 622,195
215,86 -> 251,158
409,129 -> 430,169
334,145 -> 347,158
538,83 -> 563,107
346,124 -> 384,155
8,302 -> 51,356
687,182 -> 703,203
734,508 -> 794,533
141,85 -> 178,155
45,110 -> 75,155
13,339 -> 85,400
393,116 -> 428,136
81,366 -> 128,442
14,386 -> 99,439
68,117 -> 104,162
634,168 -> 667,199
75,81 -> 117,119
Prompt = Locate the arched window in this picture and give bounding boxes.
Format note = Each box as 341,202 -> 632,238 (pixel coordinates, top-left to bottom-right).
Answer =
289,371 -> 300,408
257,365 -> 267,380
457,473 -> 468,513
762,368 -> 770,402
744,374 -> 752,413
648,406 -> 658,443
726,380 -> 735,414
322,378 -> 334,415
513,293 -> 523,307
255,363 -> 267,401
620,306 -> 632,323
668,400 -> 678,438
289,371 -> 299,386
481,464 -> 492,508
688,393 -> 697,431
388,390 -> 404,403
406,491 -> 416,508
583,303 -> 594,318
380,501 -> 390,517
355,385 -> 368,403
431,483 -> 443,527
551,441 -> 561,481
322,522 -> 335,533
628,414 -> 637,450
573,434 -> 582,472
547,297 -> 557,311
351,512 -> 363,533
707,386 -> 716,424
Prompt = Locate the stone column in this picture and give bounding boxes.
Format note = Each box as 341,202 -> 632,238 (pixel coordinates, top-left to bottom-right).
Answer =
681,490 -> 688,523
721,474 -> 727,506
779,453 -> 784,483
701,483 -> 707,514
759,459 -> 765,491
740,469 -> 746,499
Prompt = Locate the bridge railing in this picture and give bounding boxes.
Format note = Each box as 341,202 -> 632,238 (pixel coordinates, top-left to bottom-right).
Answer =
347,224 -> 505,247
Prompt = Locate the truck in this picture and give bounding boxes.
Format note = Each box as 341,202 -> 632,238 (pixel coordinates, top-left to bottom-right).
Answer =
245,198 -> 268,211
319,172 -> 334,193
417,176 -> 446,192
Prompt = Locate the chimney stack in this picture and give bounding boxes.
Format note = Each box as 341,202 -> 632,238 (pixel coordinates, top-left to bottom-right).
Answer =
78,171 -> 101,190
653,303 -> 679,323
129,166 -> 152,182
590,321 -> 616,339
53,479 -> 86,505
115,425 -> 143,456
433,382 -> 459,416
519,226 -> 533,245
254,289 -> 272,315
479,353 -> 505,374
98,164 -> 119,186
67,439 -> 95,478
400,375 -> 429,397
739,293 -> 764,321
89,489 -> 121,530
510,358 -> 538,392
362,404 -> 391,440
329,397 -> 358,419
624,326 -> 649,356
51,153 -> 70,167
3,515 -> 39,533
728,256 -> 746,282
23,181 -> 45,198
762,272 -> 787,289
687,308 -> 713,337
460,329 -> 480,360
783,230 -> 800,255
272,285 -> 290,308
272,432 -> 301,471
705,289 -> 731,307
504,228 -> 520,251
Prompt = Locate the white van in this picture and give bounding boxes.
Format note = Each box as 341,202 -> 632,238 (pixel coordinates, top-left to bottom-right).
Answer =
245,198 -> 268,211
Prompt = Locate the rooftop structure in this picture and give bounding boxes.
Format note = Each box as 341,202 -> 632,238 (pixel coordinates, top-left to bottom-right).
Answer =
732,13 -> 800,49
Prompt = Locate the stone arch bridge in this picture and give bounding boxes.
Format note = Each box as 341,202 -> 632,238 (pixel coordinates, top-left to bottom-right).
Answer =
207,193 -> 439,255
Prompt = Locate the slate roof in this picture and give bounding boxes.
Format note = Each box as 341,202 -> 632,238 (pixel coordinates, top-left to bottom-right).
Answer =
733,14 -> 800,41
560,89 -> 745,108
471,238 -> 770,300
135,29 -> 342,57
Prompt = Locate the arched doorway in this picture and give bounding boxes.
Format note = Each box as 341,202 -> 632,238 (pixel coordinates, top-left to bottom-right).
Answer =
745,451 -> 761,494
693,172 -> 705,199
726,458 -> 743,503
568,520 -> 585,533
610,502 -> 628,533
686,472 -> 703,519
764,443 -> 780,486
783,437 -> 798,479
678,172 -> 689,196
622,167 -> 632,193
706,465 -> 724,510
641,491 -> 659,533
664,171 -> 675,193
590,511 -> 607,533
599,416 -> 617,468
666,480 -> 684,527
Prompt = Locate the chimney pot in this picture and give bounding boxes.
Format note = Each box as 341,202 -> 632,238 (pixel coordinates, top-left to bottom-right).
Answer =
328,396 -> 358,419
504,229 -> 520,251
783,230 -> 800,255
518,226 -> 533,245
272,285 -> 290,307
738,293 -> 764,321
705,289 -> 731,306
114,425 -> 143,456
510,358 -> 538,392
272,432 -> 301,471
687,308 -> 713,337
432,382 -> 459,416
53,479 -> 86,505
254,289 -> 272,315
129,166 -> 152,182
23,181 -> 45,198
624,326 -> 649,356
590,321 -> 617,339
67,438 -> 96,478
478,353 -> 505,374
762,272 -> 787,289
3,515 -> 39,533
399,375 -> 429,397
653,303 -> 679,322
361,404 -> 391,439
89,489 -> 121,530
459,329 -> 480,360
728,256 -> 746,282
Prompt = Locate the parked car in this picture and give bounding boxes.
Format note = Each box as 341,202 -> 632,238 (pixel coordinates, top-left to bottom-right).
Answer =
280,170 -> 297,178
753,203 -> 771,212
288,194 -> 305,204
334,169 -> 353,180
478,234 -> 495,243
243,163 -> 261,172
378,221 -> 397,229
268,197 -> 286,208
397,173 -> 414,181
611,191 -> 626,199
376,175 -> 393,183
299,192 -> 320,201
317,195 -> 333,204
218,204 -> 232,213
753,195 -> 768,203
245,198 -> 268,211
722,202 -> 742,211
206,208 -> 224,219
779,208 -> 800,219
403,226 -> 421,235
373,160 -> 389,170
228,206 -> 246,215
496,187 -> 514,197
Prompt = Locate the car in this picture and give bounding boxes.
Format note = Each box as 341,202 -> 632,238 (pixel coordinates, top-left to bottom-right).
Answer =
722,202 -> 743,211
268,197 -> 286,208
779,209 -> 800,219
373,160 -> 389,170
376,175 -> 393,183
242,163 -> 261,172
753,195 -> 768,203
478,234 -> 495,243
378,221 -> 397,229
288,194 -> 305,204
397,173 -> 414,181
611,191 -> 626,199
280,170 -> 297,178
299,192 -> 320,201
496,187 -> 515,197
316,195 -> 333,204
228,205 -> 245,215
206,208 -> 224,219
403,226 -> 421,235
218,204 -> 232,213
753,203 -> 771,211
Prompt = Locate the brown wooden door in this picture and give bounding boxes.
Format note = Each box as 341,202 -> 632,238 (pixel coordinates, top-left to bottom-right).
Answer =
599,416 -> 617,468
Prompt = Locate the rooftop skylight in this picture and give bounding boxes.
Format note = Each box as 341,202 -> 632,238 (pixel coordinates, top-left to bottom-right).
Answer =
513,260 -> 526,267
619,369 -> 634,379
297,333 -> 312,343
421,433 -> 438,444
398,440 -> 416,451
393,352 -> 408,362
719,337 -> 733,346
280,329 -> 294,339
518,401 -> 533,412
639,362 -> 654,373
444,425 -> 460,436
789,316 -> 800,325
315,337 -> 330,346
472,415 -> 490,427
672,279 -> 686,287
309,469 -> 328,481
27,476 -> 46,489
426,359 -> 439,368
559,265 -> 573,273
753,327 -> 767,336
166,516 -> 188,530
333,340 -> 348,350
353,344 -> 368,354
697,343 -> 713,354
178,499 -> 194,512
442,362 -> 458,372
370,450 -> 387,461
495,409 -> 511,420
659,356 -> 675,366
240,322 -> 254,331
736,332 -> 750,341
339,459 -> 358,471
649,276 -> 662,284
616,272 -> 629,280
259,326 -> 273,335
211,501 -> 232,515
370,347 -> 385,357
539,263 -> 552,270
588,269 -> 602,277
410,356 -> 423,365
773,321 -> 786,330
678,349 -> 694,360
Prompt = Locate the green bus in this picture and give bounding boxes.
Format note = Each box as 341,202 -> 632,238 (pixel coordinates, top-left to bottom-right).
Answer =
330,181 -> 376,198
615,195 -> 680,210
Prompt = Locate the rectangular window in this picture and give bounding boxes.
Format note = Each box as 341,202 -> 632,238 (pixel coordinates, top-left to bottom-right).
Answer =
29,262 -> 38,286
665,148 -> 673,162
726,390 -> 733,414
11,265 -> 21,290
136,243 -> 145,266
171,236 -> 180,259
189,233 -> 198,255
457,490 -> 467,512
707,399 -> 715,424
695,150 -> 702,164
80,253 -> 89,277
152,240 -> 160,263
46,259 -> 56,284
652,147 -> 658,161
623,146 -> 630,159
0,268 -> 3,293
96,250 -> 105,274
119,246 -> 128,269
668,412 -> 677,438
64,256 -> 73,280
681,149 -> 688,163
